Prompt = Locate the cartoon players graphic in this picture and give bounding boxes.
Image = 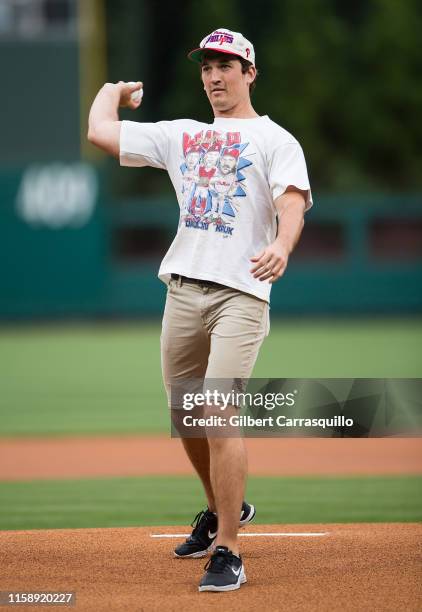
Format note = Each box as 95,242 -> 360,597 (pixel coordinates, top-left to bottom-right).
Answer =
180,130 -> 252,236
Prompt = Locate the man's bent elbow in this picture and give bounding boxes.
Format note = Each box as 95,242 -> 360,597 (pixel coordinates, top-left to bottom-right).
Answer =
87,127 -> 97,144
86,121 -> 120,158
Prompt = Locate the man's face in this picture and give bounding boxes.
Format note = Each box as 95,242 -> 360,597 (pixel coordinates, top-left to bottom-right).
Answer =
219,154 -> 237,175
201,57 -> 254,112
204,150 -> 219,168
186,151 -> 200,170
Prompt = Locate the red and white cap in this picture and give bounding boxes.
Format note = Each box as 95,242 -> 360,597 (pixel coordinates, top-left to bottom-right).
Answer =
222,147 -> 240,159
188,28 -> 255,66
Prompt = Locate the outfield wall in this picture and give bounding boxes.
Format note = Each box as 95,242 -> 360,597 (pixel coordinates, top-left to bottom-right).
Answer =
0,165 -> 421,318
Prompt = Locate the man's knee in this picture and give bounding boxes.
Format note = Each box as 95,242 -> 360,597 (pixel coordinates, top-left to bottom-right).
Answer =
171,405 -> 207,438
204,405 -> 243,445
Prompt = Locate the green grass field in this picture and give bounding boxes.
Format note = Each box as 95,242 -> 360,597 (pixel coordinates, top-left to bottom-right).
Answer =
0,319 -> 421,436
0,320 -> 420,531
0,475 -> 420,531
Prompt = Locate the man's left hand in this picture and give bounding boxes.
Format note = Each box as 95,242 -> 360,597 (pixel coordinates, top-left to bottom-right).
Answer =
250,241 -> 290,283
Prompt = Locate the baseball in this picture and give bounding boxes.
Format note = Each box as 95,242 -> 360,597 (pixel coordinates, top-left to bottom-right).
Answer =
128,81 -> 143,103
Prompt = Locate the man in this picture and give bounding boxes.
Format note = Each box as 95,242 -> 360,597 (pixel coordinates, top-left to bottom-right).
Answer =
88,27 -> 312,593
181,144 -> 200,212
190,142 -> 221,216
209,147 -> 239,218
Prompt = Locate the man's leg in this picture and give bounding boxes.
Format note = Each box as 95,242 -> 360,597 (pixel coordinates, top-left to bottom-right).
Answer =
170,403 -> 216,511
170,407 -> 219,558
180,437 -> 216,511
202,288 -> 269,557
162,279 -> 212,506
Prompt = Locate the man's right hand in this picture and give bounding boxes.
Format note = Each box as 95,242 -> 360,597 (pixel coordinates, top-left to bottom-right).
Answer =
114,81 -> 143,110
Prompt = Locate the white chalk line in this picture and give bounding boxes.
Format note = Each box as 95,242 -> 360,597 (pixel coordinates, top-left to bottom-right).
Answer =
151,532 -> 328,538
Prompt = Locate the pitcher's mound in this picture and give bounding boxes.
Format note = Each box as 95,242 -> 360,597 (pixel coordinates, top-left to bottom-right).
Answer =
1,523 -> 421,611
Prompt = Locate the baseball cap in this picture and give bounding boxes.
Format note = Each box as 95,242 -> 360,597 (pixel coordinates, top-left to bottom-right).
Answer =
222,147 -> 240,159
188,28 -> 255,66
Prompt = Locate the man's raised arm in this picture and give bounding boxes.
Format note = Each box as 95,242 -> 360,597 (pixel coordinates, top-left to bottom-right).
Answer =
87,81 -> 143,158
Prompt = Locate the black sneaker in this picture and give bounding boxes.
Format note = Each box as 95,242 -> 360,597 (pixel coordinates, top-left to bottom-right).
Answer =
239,501 -> 256,527
199,546 -> 246,592
174,508 -> 218,558
174,501 -> 256,559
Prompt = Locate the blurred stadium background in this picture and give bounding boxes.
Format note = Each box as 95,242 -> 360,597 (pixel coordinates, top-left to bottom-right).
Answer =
1,0 -> 421,318
0,0 -> 421,530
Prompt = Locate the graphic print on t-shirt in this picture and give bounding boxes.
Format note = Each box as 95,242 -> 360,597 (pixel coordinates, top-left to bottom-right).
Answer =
180,130 -> 252,236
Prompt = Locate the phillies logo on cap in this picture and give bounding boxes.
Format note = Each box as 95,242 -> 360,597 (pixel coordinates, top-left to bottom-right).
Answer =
205,31 -> 234,45
207,142 -> 222,153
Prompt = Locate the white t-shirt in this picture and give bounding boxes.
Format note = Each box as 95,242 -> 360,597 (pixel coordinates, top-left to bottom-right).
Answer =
120,115 -> 312,302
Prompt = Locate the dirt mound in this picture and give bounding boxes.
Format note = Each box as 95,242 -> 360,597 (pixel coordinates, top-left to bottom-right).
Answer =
1,523 -> 421,611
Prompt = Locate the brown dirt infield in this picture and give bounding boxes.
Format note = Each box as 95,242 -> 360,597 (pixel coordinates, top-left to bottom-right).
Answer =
0,523 -> 421,611
1,437 -> 420,610
0,437 -> 421,481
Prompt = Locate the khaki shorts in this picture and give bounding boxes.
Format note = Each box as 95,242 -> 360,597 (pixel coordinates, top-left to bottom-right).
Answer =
161,276 -> 270,408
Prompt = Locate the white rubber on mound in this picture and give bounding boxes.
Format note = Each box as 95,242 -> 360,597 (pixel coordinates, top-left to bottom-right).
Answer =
151,531 -> 329,538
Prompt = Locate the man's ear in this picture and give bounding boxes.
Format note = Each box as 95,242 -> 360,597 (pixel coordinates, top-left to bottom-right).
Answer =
247,66 -> 256,85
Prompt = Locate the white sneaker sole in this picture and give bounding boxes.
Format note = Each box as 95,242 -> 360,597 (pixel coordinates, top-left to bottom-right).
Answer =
174,542 -> 214,559
198,566 -> 247,592
239,504 -> 256,527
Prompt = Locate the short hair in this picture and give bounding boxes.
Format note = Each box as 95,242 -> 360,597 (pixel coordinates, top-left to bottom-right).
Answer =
200,50 -> 259,93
